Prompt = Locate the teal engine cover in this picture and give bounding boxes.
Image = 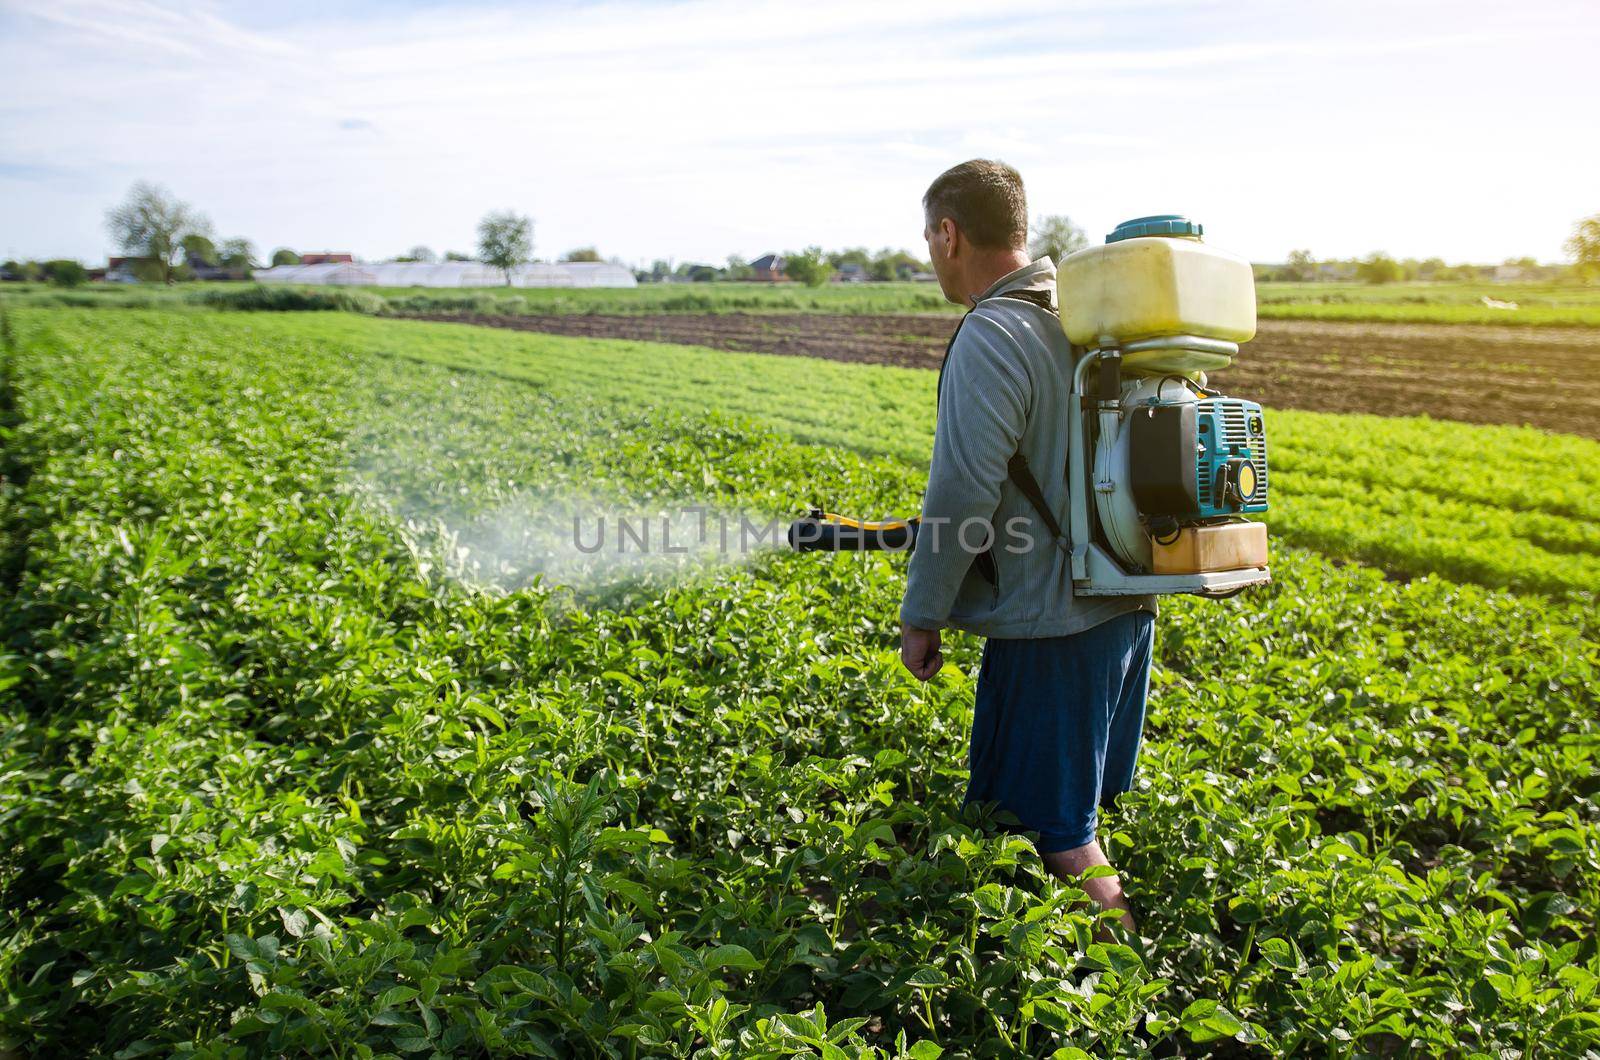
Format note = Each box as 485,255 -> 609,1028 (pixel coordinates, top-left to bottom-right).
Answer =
1196,399 -> 1268,517
1130,398 -> 1269,520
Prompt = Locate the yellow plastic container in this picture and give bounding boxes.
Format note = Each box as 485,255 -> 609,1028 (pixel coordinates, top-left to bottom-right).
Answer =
1151,521 -> 1268,574
1057,221 -> 1256,348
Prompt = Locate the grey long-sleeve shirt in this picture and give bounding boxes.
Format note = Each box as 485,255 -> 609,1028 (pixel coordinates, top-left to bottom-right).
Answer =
899,258 -> 1155,638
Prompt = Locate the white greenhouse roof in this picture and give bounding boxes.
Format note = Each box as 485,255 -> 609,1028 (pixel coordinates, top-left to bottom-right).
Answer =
254,260 -> 637,288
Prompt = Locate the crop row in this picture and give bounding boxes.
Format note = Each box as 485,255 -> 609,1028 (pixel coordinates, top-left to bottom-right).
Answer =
179,310 -> 1600,596
10,278 -> 1600,326
1254,302 -> 1600,328
1,307 -> 1596,1056
0,280 -> 959,319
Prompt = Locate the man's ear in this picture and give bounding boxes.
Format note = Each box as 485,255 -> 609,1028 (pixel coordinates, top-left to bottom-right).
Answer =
940,218 -> 960,259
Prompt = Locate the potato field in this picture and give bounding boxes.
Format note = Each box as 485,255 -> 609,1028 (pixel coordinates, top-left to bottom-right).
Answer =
1,307 -> 1597,1057
15,278 -> 1600,328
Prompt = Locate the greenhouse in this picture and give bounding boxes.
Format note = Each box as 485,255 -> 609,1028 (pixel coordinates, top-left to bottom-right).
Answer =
253,260 -> 637,288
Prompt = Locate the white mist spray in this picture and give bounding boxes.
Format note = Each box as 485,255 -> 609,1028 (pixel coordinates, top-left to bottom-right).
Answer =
363,487 -> 788,595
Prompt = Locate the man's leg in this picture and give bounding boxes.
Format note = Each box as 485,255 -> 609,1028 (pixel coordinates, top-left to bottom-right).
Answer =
1041,841 -> 1134,937
964,612 -> 1151,939
1043,611 -> 1153,939
1057,610 -> 1153,939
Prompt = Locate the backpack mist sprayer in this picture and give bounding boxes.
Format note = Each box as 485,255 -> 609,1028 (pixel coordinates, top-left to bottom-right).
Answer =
788,215 -> 1271,598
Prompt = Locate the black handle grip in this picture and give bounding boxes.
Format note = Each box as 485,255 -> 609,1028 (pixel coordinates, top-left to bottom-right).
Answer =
787,510 -> 920,552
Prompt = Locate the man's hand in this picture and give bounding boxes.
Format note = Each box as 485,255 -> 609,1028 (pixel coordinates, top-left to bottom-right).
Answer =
901,622 -> 943,682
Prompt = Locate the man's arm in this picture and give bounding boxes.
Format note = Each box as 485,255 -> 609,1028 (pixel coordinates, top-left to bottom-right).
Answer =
900,314 -> 1031,642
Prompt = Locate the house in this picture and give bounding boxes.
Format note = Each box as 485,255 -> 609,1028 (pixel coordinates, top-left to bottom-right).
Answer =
1493,263 -> 1540,283
300,252 -> 355,266
192,263 -> 252,281
749,253 -> 785,282
834,262 -> 868,283
106,256 -> 158,282
184,250 -> 250,281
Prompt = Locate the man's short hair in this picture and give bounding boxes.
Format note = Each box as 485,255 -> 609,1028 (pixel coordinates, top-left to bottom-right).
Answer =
924,159 -> 1027,250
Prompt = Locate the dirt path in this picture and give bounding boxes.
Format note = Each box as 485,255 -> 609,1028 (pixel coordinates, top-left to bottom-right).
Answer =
405,312 -> 1600,438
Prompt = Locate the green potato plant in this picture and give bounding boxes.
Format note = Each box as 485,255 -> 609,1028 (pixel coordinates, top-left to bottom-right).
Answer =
0,307 -> 1595,1057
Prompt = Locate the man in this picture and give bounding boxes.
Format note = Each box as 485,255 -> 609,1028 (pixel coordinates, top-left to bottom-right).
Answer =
899,159 -> 1156,931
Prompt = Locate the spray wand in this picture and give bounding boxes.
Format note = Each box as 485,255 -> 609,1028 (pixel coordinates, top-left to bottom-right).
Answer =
786,508 -> 920,552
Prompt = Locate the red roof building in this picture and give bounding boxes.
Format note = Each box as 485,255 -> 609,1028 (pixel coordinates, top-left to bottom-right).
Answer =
300,253 -> 355,265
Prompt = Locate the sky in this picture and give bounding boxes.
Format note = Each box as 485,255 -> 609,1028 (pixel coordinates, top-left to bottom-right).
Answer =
2,0 -> 1598,268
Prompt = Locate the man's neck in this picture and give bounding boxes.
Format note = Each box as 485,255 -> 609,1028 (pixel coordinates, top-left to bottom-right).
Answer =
962,249 -> 1034,306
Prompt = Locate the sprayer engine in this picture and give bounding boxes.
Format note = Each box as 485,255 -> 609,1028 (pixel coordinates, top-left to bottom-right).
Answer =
1088,374 -> 1270,578
1132,396 -> 1268,522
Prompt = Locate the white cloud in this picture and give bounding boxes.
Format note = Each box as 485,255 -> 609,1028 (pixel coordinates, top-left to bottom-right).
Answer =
1,0 -> 1597,265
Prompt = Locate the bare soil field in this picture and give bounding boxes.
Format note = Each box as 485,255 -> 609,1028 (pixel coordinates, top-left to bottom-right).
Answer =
409,312 -> 1600,438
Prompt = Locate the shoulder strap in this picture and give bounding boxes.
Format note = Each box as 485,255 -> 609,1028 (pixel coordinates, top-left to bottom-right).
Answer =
993,287 -> 1057,315
929,319 -> 987,582
1006,453 -> 1065,541
934,310 -> 969,411
998,289 -> 1069,542
933,286 -> 1069,546
935,288 -> 1058,410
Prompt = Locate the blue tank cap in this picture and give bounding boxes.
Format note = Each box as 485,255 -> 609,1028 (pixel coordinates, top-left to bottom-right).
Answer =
1106,214 -> 1203,243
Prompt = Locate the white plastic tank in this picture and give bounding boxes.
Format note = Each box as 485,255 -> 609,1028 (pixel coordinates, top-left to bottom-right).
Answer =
1057,215 -> 1256,374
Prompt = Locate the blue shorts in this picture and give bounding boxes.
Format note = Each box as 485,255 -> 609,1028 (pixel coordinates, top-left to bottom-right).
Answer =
964,610 -> 1155,853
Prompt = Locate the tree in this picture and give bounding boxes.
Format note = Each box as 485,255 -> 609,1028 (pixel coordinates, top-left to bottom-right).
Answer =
130,259 -> 167,283
723,254 -> 753,281
406,245 -> 437,264
1416,257 -> 1446,281
672,262 -> 718,282
478,210 -> 534,285
1029,214 -> 1088,264
562,247 -> 602,262
182,233 -> 219,267
219,238 -> 255,270
444,251 -> 472,262
783,247 -> 833,287
1356,252 -> 1402,285
43,260 -> 88,287
270,248 -> 301,267
1284,249 -> 1316,282
1566,214 -> 1600,281
105,181 -> 210,284
870,248 -> 924,281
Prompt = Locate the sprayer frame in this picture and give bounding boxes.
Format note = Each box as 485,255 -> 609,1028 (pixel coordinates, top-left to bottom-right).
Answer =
1067,339 -> 1271,597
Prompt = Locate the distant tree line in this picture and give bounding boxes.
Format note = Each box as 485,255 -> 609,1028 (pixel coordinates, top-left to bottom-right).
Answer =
1258,233 -> 1599,285
9,187 -> 1597,290
0,259 -> 90,287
